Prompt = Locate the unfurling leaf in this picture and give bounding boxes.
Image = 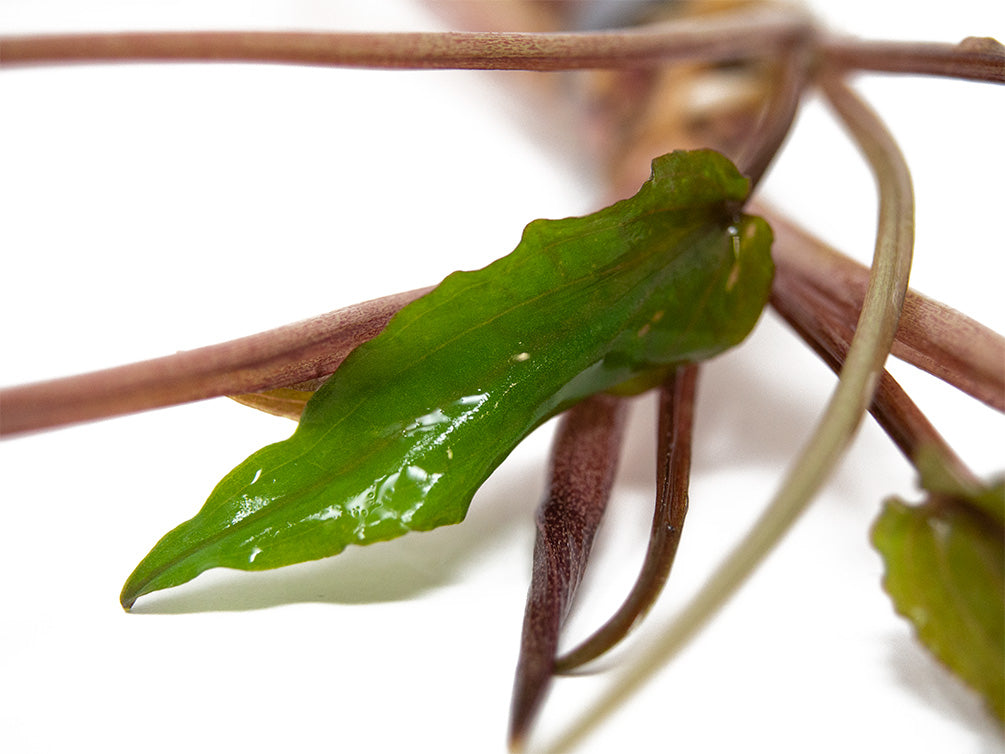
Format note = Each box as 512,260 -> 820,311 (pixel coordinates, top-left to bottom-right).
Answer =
872,448 -> 1005,722
121,149 -> 774,609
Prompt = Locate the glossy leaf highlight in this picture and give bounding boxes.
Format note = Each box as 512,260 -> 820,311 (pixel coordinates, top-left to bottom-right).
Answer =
121,149 -> 773,608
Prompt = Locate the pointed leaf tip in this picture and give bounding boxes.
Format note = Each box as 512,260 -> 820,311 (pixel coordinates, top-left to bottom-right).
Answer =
122,150 -> 773,604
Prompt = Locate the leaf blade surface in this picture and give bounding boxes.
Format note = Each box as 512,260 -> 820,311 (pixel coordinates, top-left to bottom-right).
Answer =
121,149 -> 774,608
872,456 -> 1005,722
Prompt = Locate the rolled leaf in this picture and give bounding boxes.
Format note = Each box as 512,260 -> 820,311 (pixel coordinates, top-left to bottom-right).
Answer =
121,149 -> 774,608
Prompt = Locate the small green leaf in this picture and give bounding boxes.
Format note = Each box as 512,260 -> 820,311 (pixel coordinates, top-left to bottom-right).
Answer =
121,150 -> 773,608
872,455 -> 1005,722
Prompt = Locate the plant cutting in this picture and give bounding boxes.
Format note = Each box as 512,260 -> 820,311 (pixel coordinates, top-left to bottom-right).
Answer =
0,1 -> 1002,752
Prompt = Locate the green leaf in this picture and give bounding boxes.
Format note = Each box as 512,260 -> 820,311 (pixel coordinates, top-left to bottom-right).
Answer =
872,453 -> 1005,722
121,150 -> 773,608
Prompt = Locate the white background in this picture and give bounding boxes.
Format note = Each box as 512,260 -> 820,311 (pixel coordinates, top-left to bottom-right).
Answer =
1,2 -> 1003,752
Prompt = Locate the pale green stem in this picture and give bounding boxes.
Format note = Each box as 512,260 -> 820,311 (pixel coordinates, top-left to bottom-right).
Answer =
539,76 -> 914,754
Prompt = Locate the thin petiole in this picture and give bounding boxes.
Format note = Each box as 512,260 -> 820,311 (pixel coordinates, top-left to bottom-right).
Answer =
770,264 -> 981,489
541,73 -> 915,754
735,44 -> 812,192
761,205 -> 1005,412
554,366 -> 698,673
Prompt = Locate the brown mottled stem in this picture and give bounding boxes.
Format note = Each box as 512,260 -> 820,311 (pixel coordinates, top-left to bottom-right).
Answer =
771,265 -> 980,488
555,365 -> 698,673
509,392 -> 627,752
0,6 -> 811,71
0,287 -> 430,437
760,204 -> 1005,412
821,36 -> 1005,84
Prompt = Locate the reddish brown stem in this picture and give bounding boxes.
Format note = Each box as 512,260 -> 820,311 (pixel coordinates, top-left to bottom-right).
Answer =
7,202 -> 1000,437
555,365 -> 698,673
509,392 -> 628,752
760,204 -> 1005,412
0,7 -> 811,71
771,265 -> 979,487
821,36 -> 1005,84
0,287 -> 430,437
736,44 -> 812,192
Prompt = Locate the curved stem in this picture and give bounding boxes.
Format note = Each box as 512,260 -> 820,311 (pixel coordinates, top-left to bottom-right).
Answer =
542,75 -> 914,754
761,204 -> 1005,412
554,366 -> 697,672
770,266 -> 979,489
0,7 -> 811,71
735,43 -> 813,192
0,287 -> 430,436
